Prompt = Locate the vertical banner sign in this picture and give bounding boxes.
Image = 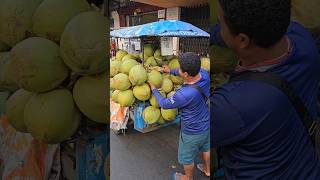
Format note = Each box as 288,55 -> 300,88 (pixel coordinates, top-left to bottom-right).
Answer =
161,37 -> 174,56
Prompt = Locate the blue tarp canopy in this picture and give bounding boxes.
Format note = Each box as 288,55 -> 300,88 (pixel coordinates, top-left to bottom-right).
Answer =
110,20 -> 209,38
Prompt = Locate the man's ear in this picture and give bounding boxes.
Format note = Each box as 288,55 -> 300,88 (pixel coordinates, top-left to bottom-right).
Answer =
181,71 -> 187,78
237,33 -> 250,49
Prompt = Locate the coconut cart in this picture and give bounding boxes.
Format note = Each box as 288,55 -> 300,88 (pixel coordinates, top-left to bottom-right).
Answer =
0,1 -> 109,179
110,20 -> 210,134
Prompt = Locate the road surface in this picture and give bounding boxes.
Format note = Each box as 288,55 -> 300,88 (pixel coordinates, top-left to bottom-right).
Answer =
110,124 -> 210,180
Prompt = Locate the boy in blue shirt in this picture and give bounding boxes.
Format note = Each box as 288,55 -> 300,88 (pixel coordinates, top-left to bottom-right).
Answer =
211,0 -> 320,179
149,52 -> 210,180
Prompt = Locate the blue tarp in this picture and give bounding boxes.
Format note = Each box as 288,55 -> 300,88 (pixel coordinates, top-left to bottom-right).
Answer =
110,20 -> 209,38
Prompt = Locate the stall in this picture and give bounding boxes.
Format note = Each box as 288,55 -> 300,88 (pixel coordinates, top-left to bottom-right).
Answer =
0,1 -> 109,179
110,20 -> 210,134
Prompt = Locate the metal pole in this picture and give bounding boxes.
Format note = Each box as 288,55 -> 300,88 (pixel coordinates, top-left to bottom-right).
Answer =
142,38 -> 144,65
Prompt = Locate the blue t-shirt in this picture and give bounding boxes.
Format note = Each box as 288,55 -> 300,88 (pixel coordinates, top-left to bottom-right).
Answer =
153,68 -> 210,135
211,22 -> 320,179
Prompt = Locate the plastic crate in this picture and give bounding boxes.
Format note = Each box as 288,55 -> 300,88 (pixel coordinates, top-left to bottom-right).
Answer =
133,102 -> 180,133
76,133 -> 109,180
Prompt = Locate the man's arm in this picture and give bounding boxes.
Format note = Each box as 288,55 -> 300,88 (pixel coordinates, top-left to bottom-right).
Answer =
152,89 -> 187,109
162,65 -> 179,76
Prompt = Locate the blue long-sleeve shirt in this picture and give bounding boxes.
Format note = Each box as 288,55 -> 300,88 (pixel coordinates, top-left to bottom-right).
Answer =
211,22 -> 320,179
152,68 -> 210,135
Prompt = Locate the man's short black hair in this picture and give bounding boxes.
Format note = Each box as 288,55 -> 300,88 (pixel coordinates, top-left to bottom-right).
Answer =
178,52 -> 201,77
218,0 -> 291,48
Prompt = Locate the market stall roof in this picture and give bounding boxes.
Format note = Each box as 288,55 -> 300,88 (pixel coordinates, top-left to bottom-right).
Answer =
110,20 -> 210,38
129,0 -> 208,8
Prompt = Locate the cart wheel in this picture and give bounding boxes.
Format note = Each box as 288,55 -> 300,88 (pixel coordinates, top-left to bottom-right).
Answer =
112,129 -> 121,135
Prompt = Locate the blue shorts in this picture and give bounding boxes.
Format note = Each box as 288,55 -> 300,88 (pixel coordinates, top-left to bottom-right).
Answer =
178,130 -> 210,165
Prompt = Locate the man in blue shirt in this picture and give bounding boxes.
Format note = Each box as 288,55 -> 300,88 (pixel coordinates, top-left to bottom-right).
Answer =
211,0 -> 320,179
149,52 -> 210,180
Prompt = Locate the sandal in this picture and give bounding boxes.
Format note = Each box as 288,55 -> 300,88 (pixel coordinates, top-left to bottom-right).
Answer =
197,164 -> 210,177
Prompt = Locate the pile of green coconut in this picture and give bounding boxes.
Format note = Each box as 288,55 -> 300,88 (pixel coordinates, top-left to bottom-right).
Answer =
110,45 -> 210,125
0,0 -> 108,144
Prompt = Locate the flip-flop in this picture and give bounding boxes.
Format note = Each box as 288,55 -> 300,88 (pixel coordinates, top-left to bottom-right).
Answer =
173,172 -> 182,180
197,164 -> 210,177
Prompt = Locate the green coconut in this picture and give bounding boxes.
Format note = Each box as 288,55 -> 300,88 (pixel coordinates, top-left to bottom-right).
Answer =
143,106 -> 161,124
122,54 -> 137,61
168,58 -> 180,69
60,11 -> 107,75
112,73 -> 131,91
147,70 -> 163,88
201,57 -> 210,72
139,52 -> 143,60
292,0 -> 320,34
158,116 -> 166,124
162,73 -> 171,79
161,78 -> 173,93
133,83 -> 151,101
154,49 -> 161,58
116,50 -> 127,61
129,65 -> 147,86
10,37 -> 68,92
0,52 -> 18,92
145,56 -> 158,66
210,45 -> 238,73
162,60 -> 169,66
165,55 -> 176,61
133,53 -> 140,59
0,0 -> 43,46
32,0 -> 90,43
6,89 -> 34,133
110,60 -> 121,77
73,73 -> 108,124
149,95 -> 158,108
154,49 -> 164,65
143,44 -> 154,59
170,75 -> 184,85
159,90 -> 167,96
111,90 -> 120,102
110,78 -> 116,90
161,108 -> 177,121
119,59 -> 139,74
174,85 -> 182,91
117,90 -> 135,107
167,91 -> 176,98
155,56 -> 164,66
149,91 -> 165,108
24,89 -> 81,144
0,41 -> 10,52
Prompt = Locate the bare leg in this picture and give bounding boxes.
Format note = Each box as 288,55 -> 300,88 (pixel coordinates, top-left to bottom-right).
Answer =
200,151 -> 210,176
177,163 -> 194,180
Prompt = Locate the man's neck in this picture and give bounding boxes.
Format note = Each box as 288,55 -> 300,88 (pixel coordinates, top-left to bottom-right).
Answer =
185,74 -> 201,84
240,36 -> 289,67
